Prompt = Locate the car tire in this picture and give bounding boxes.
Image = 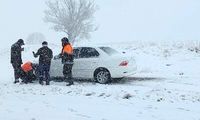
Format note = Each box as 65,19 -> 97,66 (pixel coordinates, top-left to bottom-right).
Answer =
94,68 -> 111,84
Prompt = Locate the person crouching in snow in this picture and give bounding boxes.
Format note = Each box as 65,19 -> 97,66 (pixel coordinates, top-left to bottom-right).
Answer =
21,61 -> 36,84
33,41 -> 53,85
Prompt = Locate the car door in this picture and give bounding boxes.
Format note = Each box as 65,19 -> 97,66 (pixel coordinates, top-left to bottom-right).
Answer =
73,47 -> 100,79
50,55 -> 63,77
72,47 -> 82,78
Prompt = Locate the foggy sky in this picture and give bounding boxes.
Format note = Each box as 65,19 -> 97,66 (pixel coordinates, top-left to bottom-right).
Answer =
1,0 -> 200,48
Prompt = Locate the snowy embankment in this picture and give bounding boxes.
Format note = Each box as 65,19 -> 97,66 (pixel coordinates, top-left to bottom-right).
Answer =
0,41 -> 200,120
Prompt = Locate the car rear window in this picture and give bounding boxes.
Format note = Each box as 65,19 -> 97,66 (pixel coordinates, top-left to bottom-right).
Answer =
99,47 -> 119,55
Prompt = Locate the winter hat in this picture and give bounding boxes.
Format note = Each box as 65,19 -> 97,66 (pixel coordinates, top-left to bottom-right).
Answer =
42,41 -> 48,46
18,39 -> 25,45
61,37 -> 69,43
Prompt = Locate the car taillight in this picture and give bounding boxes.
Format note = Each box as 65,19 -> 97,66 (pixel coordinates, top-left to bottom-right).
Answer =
119,61 -> 128,66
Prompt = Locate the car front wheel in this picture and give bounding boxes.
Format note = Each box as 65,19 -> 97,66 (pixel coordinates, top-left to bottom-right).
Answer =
94,68 -> 111,84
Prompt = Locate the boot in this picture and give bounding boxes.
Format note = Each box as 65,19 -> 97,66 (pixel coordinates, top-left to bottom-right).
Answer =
66,81 -> 74,86
39,80 -> 44,85
29,80 -> 34,83
21,79 -> 28,84
14,79 -> 20,84
46,80 -> 50,85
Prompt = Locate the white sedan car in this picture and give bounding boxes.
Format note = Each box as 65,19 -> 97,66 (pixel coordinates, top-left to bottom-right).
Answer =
50,46 -> 137,84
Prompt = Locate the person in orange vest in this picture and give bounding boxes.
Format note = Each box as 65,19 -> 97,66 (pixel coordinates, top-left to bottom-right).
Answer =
21,61 -> 36,84
59,37 -> 74,86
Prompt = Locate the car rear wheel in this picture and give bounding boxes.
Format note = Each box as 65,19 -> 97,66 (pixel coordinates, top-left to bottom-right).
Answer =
94,68 -> 111,84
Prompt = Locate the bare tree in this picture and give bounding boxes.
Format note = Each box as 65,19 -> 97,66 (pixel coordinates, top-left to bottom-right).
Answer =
44,0 -> 98,44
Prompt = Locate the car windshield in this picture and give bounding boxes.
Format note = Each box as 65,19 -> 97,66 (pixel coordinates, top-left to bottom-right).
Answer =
99,47 -> 119,55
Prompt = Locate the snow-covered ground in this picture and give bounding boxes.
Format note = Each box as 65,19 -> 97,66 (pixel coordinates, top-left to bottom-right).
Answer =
0,42 -> 200,120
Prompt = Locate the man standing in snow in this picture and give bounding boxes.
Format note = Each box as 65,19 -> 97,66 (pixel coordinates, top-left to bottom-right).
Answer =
33,41 -> 53,85
59,37 -> 74,86
10,39 -> 25,84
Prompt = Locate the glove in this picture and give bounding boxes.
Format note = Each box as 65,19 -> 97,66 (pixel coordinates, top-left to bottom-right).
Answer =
32,51 -> 37,57
54,55 -> 60,60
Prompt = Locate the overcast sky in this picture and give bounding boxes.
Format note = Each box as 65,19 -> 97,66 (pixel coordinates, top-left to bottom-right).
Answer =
0,0 -> 200,48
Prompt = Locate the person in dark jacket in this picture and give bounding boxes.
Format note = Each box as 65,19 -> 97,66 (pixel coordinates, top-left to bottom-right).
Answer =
59,37 -> 74,86
11,39 -> 25,84
33,41 -> 53,85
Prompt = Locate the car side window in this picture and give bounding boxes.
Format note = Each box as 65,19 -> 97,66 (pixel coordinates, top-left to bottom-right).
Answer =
73,48 -> 81,59
79,47 -> 100,58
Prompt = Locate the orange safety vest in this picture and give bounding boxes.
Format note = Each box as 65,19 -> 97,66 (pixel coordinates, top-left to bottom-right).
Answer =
22,62 -> 33,73
62,44 -> 73,55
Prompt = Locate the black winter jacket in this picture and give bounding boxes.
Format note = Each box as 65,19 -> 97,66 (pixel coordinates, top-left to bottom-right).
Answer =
34,46 -> 53,65
11,42 -> 23,65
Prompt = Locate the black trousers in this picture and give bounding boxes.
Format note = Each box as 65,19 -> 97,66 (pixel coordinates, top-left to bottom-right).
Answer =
12,64 -> 22,80
63,64 -> 73,83
21,70 -> 36,83
38,63 -> 50,83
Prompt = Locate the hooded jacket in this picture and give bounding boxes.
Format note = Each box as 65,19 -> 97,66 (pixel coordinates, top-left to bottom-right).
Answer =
10,41 -> 23,65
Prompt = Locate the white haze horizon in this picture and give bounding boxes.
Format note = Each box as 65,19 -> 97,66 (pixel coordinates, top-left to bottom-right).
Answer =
1,0 -> 200,49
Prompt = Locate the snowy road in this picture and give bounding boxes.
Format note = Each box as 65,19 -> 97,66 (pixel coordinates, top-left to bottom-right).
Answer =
0,75 -> 200,120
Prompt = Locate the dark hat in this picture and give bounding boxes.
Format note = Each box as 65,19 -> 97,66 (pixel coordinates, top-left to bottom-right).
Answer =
18,39 -> 25,45
42,41 -> 48,45
61,37 -> 69,43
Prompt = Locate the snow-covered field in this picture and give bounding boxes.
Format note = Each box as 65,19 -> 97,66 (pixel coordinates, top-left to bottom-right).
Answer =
1,42 -> 200,120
